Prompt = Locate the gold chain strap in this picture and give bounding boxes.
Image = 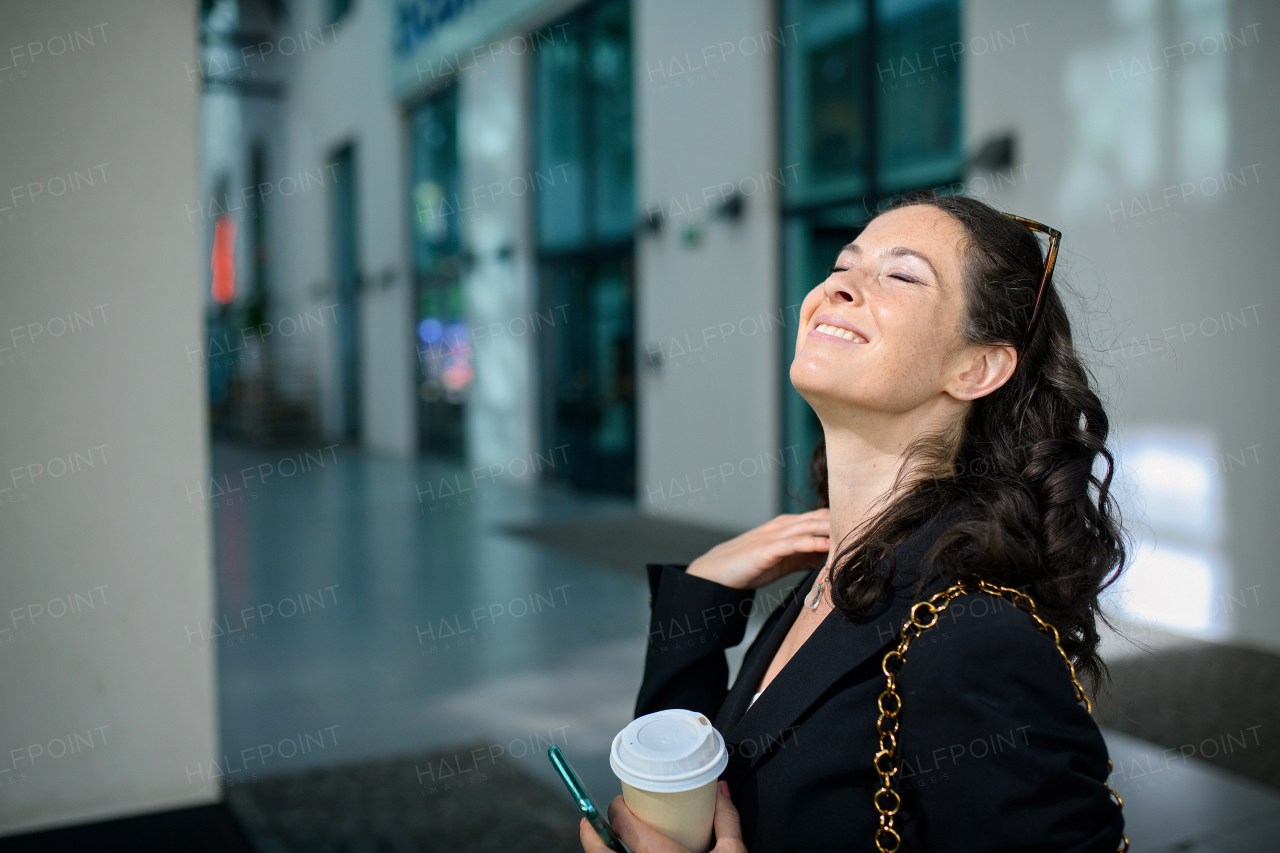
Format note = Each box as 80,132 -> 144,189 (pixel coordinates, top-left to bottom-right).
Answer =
871,580 -> 1129,853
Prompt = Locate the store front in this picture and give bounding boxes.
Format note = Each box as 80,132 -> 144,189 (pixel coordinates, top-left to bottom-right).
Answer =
532,0 -> 636,494
409,84 -> 469,460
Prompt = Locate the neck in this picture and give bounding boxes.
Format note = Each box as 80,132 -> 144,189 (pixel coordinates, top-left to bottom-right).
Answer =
818,400 -> 964,571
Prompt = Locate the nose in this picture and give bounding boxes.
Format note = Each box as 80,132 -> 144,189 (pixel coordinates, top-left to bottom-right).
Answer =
823,270 -> 863,306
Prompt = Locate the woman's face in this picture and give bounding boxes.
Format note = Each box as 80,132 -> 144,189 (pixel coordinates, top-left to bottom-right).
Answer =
790,204 -> 976,418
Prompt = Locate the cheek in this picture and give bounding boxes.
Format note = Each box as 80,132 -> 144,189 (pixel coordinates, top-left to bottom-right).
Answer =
875,298 -> 952,365
800,284 -> 824,320
795,287 -> 825,352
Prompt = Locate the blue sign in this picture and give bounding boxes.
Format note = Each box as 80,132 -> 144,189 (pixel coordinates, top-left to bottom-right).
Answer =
393,0 -> 483,56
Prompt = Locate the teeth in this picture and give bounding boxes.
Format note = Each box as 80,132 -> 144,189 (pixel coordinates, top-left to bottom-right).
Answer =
816,323 -> 864,343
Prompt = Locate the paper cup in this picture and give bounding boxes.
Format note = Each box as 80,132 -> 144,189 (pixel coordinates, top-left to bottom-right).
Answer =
610,709 -> 728,853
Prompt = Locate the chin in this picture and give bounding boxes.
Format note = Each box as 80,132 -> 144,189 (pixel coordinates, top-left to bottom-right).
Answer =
790,353 -> 914,418
790,356 -> 855,410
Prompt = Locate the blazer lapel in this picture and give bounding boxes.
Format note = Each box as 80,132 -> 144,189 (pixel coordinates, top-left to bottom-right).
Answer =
723,505 -> 965,770
713,567 -> 820,736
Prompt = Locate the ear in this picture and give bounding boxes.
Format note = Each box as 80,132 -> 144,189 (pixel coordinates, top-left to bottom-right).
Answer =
945,343 -> 1017,401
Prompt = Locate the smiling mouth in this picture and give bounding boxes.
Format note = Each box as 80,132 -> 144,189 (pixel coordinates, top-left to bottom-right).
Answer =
812,323 -> 868,344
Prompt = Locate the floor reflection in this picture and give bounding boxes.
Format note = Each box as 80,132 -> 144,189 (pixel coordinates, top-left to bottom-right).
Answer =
212,443 -> 1279,848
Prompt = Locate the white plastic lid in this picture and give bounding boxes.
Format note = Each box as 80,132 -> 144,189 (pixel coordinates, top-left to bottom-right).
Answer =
609,709 -> 728,793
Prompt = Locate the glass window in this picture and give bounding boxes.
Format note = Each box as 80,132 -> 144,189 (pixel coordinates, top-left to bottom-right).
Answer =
534,0 -> 634,249
410,88 -> 460,263
778,0 -> 961,510
876,0 -> 963,190
409,85 -> 469,459
331,144 -> 361,442
329,0 -> 353,27
534,33 -> 587,249
589,0 -> 634,242
781,0 -> 871,207
533,0 -> 636,495
537,255 -> 635,493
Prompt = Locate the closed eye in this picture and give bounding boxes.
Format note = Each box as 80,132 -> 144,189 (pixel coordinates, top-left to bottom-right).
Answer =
829,266 -> 919,283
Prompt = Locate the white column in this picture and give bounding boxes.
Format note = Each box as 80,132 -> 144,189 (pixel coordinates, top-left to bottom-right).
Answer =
635,0 -> 784,529
0,0 -> 218,834
459,45 -> 539,479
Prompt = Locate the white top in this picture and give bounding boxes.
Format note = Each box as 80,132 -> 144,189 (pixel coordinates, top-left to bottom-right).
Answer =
747,572 -> 822,710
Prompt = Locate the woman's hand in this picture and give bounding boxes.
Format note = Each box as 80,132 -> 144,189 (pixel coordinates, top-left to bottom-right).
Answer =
685,509 -> 830,590
578,781 -> 747,853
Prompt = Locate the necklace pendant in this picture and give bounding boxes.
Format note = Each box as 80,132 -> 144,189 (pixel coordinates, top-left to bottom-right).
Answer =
806,581 -> 823,610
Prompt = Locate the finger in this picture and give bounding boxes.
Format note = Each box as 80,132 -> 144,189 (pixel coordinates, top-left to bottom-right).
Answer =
774,508 -> 828,521
762,535 -> 830,565
772,508 -> 828,526
712,781 -> 744,842
791,534 -> 832,552
773,526 -> 833,551
779,545 -> 830,566
744,515 -> 827,550
762,511 -> 813,530
606,794 -> 634,832
765,549 -> 830,583
606,795 -> 655,852
579,816 -> 610,852
749,539 -> 830,587
771,516 -> 831,540
768,514 -> 829,540
785,512 -> 831,529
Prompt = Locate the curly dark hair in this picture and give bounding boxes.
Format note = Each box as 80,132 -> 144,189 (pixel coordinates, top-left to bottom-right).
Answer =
809,189 -> 1127,688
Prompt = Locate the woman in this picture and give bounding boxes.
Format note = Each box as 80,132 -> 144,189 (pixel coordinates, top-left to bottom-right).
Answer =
580,190 -> 1127,852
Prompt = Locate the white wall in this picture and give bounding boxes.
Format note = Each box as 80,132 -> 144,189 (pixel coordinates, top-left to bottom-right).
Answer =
635,0 -> 784,531
963,0 -> 1280,651
271,0 -> 415,456
0,0 -> 219,834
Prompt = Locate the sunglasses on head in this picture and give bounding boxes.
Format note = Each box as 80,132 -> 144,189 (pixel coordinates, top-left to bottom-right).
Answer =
1000,213 -> 1061,361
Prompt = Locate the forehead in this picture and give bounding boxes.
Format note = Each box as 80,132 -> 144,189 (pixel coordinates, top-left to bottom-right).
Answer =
841,204 -> 966,278
855,204 -> 964,245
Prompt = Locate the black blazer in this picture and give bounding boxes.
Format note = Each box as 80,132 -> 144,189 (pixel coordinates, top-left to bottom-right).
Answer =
635,507 -> 1125,852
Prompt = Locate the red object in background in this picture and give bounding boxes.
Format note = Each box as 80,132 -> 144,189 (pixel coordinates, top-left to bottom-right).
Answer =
211,213 -> 237,304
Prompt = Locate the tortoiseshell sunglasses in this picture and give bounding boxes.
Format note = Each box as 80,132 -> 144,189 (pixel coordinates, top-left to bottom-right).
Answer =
1001,212 -> 1061,360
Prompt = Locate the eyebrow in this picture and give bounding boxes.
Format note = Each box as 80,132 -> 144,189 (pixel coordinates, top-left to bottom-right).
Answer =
840,242 -> 941,281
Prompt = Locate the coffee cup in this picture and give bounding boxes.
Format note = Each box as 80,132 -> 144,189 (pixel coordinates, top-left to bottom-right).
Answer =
609,709 -> 728,853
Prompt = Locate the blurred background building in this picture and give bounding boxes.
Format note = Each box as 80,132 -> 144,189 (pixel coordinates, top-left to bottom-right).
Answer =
2,0 -> 1278,849
195,0 -> 1277,641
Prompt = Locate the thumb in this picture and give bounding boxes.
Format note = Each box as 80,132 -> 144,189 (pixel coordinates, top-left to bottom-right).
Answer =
712,780 -> 743,842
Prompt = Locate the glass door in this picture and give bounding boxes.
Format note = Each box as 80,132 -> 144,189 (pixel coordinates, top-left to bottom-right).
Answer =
409,85 -> 469,460
778,0 -> 963,510
533,0 -> 635,494
537,253 -> 635,493
331,144 -> 361,443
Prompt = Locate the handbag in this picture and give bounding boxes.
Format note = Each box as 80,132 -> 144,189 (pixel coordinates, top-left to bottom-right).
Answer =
870,580 -> 1130,853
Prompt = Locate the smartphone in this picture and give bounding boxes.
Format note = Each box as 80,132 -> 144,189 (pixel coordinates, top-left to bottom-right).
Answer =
548,745 -> 631,853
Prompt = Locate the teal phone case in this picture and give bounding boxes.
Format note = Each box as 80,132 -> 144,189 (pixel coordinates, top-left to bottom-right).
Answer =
548,745 -> 631,853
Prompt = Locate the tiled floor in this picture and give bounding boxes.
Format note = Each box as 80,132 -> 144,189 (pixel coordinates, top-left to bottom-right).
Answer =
1105,731 -> 1280,852
212,443 -> 1280,850
211,442 -> 649,805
